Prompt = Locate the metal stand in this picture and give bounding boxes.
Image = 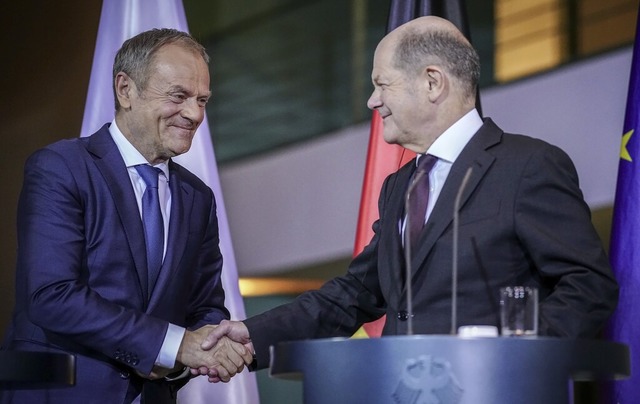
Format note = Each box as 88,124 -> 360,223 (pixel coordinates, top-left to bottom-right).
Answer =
0,351 -> 75,389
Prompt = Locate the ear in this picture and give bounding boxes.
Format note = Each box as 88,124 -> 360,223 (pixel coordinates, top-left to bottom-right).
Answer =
424,66 -> 446,102
114,72 -> 135,109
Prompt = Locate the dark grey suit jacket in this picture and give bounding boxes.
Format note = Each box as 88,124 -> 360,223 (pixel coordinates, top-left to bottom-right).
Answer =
245,118 -> 618,369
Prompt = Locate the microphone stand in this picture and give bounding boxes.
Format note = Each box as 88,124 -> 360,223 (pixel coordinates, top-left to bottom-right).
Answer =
451,167 -> 474,335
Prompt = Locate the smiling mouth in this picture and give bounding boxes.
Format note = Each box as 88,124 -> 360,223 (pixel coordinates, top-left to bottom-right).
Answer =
173,124 -> 196,132
171,127 -> 196,139
174,123 -> 194,130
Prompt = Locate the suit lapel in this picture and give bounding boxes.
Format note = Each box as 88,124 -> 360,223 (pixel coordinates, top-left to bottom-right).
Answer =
377,161 -> 415,298
87,125 -> 148,301
410,119 -> 502,280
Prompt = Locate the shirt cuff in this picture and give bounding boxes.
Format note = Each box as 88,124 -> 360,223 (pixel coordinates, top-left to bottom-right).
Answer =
164,366 -> 191,381
155,323 -> 186,369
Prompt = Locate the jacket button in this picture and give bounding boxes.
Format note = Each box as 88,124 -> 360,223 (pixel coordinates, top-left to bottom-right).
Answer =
120,371 -> 130,379
397,311 -> 409,321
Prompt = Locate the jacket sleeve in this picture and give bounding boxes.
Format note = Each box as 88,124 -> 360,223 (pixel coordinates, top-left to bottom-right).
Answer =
514,143 -> 618,337
244,174 -> 395,369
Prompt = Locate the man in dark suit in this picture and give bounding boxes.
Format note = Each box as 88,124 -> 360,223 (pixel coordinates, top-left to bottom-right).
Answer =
198,16 -> 618,377
0,29 -> 251,403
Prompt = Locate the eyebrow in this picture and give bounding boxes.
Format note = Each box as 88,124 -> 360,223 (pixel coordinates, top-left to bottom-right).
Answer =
168,85 -> 211,98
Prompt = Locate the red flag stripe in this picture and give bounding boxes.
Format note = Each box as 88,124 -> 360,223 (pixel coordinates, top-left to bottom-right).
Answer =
355,112 -> 416,337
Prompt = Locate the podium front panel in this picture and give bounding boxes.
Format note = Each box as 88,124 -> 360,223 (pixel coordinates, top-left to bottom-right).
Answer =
270,336 -> 629,404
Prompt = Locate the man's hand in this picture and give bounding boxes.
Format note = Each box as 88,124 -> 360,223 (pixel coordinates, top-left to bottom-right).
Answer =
177,325 -> 253,382
200,320 -> 252,350
189,320 -> 254,382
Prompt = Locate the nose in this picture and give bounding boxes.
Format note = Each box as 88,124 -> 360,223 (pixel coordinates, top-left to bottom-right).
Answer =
367,88 -> 381,111
181,98 -> 204,125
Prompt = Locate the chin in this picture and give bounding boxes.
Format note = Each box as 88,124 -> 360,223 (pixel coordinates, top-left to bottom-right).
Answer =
176,145 -> 193,156
168,141 -> 193,157
382,131 -> 400,146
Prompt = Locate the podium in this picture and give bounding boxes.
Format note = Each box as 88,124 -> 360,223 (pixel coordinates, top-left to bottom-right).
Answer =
270,336 -> 629,404
0,351 -> 75,389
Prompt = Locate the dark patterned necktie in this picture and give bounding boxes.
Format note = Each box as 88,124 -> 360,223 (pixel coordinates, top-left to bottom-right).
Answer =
408,154 -> 437,254
135,164 -> 164,297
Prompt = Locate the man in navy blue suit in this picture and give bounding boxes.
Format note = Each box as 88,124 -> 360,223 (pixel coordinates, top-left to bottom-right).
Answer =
1,28 -> 251,403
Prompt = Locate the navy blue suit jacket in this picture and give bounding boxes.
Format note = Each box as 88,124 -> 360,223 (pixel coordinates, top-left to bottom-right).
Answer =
2,124 -> 229,403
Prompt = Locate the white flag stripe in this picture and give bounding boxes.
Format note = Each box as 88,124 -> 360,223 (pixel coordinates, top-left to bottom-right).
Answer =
80,1 -> 259,402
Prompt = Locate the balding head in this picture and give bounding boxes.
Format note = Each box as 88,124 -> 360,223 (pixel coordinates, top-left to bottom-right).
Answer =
382,16 -> 480,102
367,16 -> 480,152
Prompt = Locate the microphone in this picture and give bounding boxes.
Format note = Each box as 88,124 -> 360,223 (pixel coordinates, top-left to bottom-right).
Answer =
451,167 -> 474,335
403,170 -> 426,335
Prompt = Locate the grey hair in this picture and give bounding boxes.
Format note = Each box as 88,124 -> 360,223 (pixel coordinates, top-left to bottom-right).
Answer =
393,28 -> 480,99
112,28 -> 209,110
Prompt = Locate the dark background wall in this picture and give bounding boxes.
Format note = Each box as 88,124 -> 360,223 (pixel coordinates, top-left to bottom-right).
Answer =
0,1 -> 102,333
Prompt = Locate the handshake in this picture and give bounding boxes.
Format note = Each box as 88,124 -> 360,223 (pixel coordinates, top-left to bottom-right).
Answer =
176,320 -> 253,383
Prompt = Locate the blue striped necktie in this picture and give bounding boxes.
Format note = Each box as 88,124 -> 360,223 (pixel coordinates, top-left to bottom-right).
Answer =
135,164 -> 164,297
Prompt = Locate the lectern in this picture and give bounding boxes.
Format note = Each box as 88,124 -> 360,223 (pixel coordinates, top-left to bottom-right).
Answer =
0,351 -> 75,389
270,336 -> 629,404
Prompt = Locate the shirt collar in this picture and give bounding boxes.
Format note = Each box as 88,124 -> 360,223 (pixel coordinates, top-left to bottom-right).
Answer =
422,108 -> 483,164
109,120 -> 170,178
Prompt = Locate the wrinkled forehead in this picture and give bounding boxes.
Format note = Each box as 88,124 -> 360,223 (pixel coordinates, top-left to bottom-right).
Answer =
372,34 -> 397,68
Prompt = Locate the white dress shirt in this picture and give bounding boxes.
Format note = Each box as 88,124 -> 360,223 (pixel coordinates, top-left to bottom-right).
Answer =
402,109 -> 483,237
